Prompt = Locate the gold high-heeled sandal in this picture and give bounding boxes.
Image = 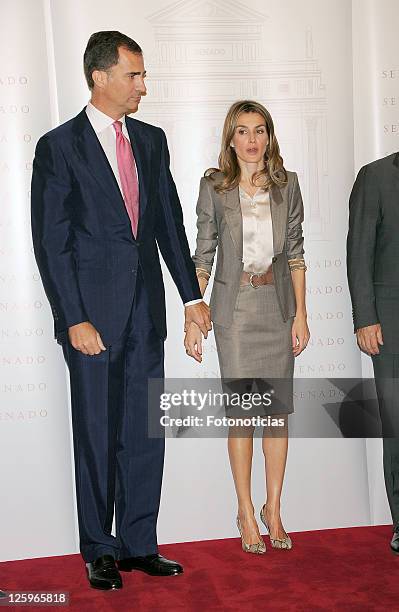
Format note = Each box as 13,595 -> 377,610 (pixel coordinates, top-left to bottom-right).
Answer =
260,505 -> 292,550
236,516 -> 266,554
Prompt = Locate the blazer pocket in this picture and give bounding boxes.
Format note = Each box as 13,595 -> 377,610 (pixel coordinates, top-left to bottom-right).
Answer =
214,278 -> 227,285
77,267 -> 118,283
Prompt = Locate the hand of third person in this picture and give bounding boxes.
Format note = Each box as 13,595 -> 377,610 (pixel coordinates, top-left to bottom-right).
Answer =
356,323 -> 383,355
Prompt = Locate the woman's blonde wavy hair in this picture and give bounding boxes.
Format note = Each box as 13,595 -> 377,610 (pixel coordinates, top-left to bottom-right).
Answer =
206,100 -> 287,193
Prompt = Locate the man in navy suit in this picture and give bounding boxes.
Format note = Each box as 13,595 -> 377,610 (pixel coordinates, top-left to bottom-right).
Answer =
31,31 -> 210,589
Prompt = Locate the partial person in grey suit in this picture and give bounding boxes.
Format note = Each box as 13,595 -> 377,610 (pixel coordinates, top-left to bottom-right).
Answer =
347,152 -> 399,555
185,101 -> 309,554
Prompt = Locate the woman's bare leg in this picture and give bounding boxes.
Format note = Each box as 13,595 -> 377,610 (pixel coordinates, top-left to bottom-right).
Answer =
262,418 -> 289,539
228,426 -> 263,545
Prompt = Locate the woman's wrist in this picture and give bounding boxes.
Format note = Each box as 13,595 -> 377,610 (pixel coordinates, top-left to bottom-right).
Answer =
294,309 -> 307,319
196,267 -> 210,280
197,277 -> 208,297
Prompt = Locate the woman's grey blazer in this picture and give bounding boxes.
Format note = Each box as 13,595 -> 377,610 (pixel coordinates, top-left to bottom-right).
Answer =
193,171 -> 305,328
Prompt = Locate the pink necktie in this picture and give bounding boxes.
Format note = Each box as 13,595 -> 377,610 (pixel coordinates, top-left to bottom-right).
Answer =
113,120 -> 139,237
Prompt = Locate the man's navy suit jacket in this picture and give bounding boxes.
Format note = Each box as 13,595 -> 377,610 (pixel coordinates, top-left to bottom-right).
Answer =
31,109 -> 201,345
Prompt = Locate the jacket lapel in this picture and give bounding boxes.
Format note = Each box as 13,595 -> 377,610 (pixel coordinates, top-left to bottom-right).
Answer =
125,117 -> 151,225
269,184 -> 287,255
72,109 -> 130,227
223,186 -> 243,260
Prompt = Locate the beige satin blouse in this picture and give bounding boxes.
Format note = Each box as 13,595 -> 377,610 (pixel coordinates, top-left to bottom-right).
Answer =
239,186 -> 274,274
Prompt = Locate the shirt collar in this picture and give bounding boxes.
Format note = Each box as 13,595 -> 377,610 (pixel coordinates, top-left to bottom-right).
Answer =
86,101 -> 126,134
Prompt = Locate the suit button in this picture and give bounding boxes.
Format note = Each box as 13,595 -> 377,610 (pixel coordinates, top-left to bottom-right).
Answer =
131,269 -> 137,274
272,256 -> 277,263
136,241 -> 141,247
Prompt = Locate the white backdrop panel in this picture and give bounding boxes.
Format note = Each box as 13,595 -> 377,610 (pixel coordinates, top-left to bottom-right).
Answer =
0,0 -> 391,561
0,0 -> 78,562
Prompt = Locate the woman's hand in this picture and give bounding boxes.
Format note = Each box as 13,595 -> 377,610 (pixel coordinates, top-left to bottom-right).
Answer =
291,313 -> 310,357
184,321 -> 203,363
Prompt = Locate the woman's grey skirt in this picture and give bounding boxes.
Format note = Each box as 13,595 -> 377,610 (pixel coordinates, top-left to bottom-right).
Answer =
214,283 -> 294,415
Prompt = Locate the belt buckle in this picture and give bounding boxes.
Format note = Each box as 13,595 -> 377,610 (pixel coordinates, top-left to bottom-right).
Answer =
249,273 -> 259,289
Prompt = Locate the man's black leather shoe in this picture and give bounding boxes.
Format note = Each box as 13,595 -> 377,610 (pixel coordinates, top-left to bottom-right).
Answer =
391,525 -> 399,555
118,554 -> 183,576
86,555 -> 123,590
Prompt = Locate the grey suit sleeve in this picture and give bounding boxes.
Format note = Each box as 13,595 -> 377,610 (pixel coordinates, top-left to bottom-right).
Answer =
346,164 -> 380,331
192,177 -> 218,275
286,172 -> 305,260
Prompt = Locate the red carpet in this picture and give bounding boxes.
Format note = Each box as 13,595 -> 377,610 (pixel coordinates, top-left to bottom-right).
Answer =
0,526 -> 397,611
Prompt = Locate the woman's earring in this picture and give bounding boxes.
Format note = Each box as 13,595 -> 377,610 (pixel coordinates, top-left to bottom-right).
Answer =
230,143 -> 235,148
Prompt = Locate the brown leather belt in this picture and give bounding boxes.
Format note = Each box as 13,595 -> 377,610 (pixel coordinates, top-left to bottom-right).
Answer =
240,267 -> 274,288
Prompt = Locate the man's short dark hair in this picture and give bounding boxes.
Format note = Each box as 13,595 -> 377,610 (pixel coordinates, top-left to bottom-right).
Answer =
84,31 -> 142,89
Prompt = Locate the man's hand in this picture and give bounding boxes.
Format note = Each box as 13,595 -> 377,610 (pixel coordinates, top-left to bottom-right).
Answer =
68,322 -> 107,355
184,322 -> 203,363
184,301 -> 212,338
356,323 -> 383,355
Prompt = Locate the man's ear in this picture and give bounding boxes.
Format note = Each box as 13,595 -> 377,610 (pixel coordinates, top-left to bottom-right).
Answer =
92,69 -> 108,89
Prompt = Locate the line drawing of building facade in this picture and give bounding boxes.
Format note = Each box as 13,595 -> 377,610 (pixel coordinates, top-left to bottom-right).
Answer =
138,0 -> 330,238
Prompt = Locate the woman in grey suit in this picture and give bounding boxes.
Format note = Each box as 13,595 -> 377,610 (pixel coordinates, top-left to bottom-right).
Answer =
185,100 -> 309,554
